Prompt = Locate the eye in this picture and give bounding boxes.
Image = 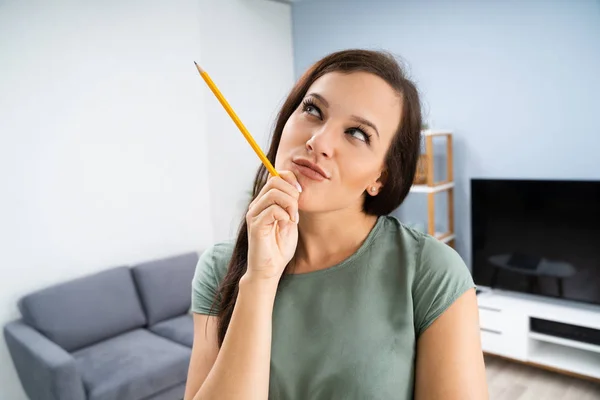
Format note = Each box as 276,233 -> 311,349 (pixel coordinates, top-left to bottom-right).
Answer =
302,99 -> 322,119
306,105 -> 320,117
347,127 -> 371,144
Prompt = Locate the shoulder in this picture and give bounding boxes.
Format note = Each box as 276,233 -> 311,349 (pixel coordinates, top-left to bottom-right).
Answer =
417,234 -> 468,278
193,240 -> 235,286
378,215 -> 429,248
190,240 -> 235,315
199,240 -> 235,267
380,215 -> 468,276
380,216 -> 475,336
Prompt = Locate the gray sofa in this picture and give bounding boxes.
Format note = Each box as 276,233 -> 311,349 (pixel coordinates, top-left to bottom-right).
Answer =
4,251 -> 201,400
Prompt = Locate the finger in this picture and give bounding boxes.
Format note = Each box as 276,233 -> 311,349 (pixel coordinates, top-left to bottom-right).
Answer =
249,173 -> 301,209
265,174 -> 301,199
247,188 -> 299,222
277,171 -> 303,194
251,203 -> 295,228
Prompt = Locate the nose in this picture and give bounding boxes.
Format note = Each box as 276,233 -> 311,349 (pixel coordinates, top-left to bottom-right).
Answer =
306,123 -> 338,159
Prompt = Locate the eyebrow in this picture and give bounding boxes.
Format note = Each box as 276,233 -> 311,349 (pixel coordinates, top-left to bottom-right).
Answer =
306,92 -> 329,107
350,115 -> 379,138
306,92 -> 380,138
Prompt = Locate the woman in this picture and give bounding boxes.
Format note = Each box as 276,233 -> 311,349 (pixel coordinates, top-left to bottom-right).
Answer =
184,49 -> 488,400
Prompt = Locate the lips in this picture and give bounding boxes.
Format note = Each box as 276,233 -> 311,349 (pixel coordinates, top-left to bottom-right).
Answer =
292,158 -> 330,181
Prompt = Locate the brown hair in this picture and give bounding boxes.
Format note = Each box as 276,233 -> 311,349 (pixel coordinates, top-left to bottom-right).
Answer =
214,49 -> 422,346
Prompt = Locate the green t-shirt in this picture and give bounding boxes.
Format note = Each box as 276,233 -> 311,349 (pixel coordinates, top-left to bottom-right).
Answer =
191,215 -> 475,400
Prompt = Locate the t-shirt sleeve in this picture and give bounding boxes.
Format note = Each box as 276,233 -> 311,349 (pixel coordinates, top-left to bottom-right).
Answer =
413,235 -> 476,337
191,241 -> 234,316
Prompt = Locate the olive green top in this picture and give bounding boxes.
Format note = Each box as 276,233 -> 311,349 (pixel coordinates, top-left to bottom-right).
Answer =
191,215 -> 475,400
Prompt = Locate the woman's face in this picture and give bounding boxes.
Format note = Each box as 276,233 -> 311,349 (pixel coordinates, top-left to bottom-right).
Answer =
275,71 -> 402,213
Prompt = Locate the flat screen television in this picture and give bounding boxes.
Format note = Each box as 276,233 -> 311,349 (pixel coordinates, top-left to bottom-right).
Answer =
471,178 -> 600,306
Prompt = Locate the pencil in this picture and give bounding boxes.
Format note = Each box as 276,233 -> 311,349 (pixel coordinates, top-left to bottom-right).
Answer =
194,62 -> 279,177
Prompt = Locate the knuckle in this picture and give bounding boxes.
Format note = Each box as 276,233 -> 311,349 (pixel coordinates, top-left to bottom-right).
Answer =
279,172 -> 293,183
270,176 -> 283,186
264,188 -> 279,200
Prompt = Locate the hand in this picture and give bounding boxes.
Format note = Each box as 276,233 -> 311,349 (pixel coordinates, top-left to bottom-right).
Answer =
245,171 -> 302,282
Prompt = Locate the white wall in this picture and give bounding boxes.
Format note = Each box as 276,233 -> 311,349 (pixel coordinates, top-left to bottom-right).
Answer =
199,0 -> 294,241
0,0 -> 293,398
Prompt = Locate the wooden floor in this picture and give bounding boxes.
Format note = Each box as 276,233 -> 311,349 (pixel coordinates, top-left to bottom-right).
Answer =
485,355 -> 600,400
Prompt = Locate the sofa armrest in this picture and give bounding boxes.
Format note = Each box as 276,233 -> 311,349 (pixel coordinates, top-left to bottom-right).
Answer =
4,320 -> 86,400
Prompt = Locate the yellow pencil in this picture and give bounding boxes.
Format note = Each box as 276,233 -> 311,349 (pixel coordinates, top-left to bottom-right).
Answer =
194,61 -> 279,177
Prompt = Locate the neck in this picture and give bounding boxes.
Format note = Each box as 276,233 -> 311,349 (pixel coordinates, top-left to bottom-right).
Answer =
290,209 -> 379,274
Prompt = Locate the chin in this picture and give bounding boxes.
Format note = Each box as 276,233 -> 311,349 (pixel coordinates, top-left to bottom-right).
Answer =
297,196 -> 326,213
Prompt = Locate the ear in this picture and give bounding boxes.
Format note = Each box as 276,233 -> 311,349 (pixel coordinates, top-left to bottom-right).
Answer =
367,169 -> 388,196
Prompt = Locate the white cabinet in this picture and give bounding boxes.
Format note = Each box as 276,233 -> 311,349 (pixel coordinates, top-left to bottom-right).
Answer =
478,307 -> 504,333
477,288 -> 600,380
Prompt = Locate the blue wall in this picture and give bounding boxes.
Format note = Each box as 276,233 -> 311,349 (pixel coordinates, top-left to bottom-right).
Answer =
292,0 -> 600,267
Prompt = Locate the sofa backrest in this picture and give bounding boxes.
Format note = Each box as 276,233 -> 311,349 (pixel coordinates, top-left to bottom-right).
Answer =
18,266 -> 147,352
131,252 -> 199,326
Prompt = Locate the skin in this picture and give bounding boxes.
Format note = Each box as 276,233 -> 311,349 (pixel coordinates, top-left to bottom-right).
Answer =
184,71 -> 488,400
275,71 -> 399,273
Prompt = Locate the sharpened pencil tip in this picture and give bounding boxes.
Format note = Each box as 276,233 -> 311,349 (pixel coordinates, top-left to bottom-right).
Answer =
193,61 -> 204,73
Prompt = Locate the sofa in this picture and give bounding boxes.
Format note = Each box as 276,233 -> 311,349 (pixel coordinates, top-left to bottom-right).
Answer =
4,251 -> 201,400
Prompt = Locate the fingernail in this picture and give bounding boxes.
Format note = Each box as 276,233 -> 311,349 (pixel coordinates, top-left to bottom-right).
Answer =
296,183 -> 302,193
295,212 -> 300,223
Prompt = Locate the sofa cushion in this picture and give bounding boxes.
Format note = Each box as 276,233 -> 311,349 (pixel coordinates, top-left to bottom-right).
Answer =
132,252 -> 199,326
150,314 -> 193,347
144,383 -> 186,400
72,329 -> 190,400
18,266 -> 147,352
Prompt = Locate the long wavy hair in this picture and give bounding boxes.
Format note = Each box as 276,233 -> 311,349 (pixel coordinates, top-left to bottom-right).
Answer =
213,49 -> 422,346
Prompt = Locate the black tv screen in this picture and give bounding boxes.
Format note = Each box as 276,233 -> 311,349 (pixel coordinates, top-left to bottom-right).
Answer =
471,178 -> 600,306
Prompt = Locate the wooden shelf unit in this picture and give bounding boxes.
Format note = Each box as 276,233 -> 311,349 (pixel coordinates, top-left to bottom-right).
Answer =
410,130 -> 455,247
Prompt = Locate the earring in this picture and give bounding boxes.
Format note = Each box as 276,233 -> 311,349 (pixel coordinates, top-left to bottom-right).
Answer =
370,186 -> 377,194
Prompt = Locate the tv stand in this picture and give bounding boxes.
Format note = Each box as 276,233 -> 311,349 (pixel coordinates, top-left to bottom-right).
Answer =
477,287 -> 600,381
